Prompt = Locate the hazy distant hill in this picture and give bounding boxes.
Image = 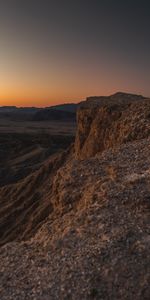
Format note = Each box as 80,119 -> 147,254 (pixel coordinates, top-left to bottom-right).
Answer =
0,106 -> 39,113
48,103 -> 77,113
33,103 -> 77,122
0,103 -> 78,122
0,106 -> 17,113
33,108 -> 76,122
0,107 -> 40,121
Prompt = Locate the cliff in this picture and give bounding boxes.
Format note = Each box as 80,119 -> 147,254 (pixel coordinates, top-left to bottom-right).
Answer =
75,92 -> 150,159
0,92 -> 150,299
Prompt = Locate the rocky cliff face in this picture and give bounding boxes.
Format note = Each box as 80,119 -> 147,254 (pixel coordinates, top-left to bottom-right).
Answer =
75,92 -> 150,159
0,92 -> 150,300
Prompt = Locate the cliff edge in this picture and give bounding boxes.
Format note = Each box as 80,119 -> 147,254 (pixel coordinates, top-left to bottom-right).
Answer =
75,92 -> 150,159
0,92 -> 150,299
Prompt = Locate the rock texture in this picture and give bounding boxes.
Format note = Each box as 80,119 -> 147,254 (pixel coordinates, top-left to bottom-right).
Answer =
75,92 -> 150,159
0,147 -> 72,247
0,92 -> 150,299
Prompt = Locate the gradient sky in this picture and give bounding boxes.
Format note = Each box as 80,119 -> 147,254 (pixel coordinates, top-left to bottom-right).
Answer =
0,0 -> 150,106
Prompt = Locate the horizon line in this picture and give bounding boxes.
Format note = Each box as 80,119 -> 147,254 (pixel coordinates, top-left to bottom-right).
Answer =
0,91 -> 149,108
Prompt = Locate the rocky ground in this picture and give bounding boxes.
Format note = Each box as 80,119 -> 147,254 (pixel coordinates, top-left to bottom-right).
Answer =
0,93 -> 150,299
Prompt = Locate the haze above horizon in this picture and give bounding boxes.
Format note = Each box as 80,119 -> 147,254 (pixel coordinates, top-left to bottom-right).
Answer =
0,0 -> 150,107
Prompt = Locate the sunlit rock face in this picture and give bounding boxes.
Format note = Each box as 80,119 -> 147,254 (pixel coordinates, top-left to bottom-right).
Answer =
75,92 -> 150,159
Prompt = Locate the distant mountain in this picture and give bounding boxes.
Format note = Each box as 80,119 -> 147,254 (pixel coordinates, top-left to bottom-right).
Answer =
0,106 -> 39,113
47,103 -> 77,113
0,106 -> 17,113
0,107 -> 40,121
33,108 -> 76,122
0,103 -> 78,122
33,103 -> 77,122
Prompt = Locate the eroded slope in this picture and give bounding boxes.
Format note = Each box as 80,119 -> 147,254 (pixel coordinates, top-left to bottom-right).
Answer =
0,137 -> 150,299
0,92 -> 150,299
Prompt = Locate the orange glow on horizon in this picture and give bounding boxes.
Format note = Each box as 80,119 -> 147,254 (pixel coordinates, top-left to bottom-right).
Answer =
0,96 -> 81,107
0,84 -> 116,107
0,90 -> 85,107
0,62 -> 148,107
0,86 -> 83,107
0,86 -> 147,107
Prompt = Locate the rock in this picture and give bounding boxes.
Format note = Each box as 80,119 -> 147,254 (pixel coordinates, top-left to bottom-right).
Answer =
0,92 -> 150,299
75,92 -> 150,159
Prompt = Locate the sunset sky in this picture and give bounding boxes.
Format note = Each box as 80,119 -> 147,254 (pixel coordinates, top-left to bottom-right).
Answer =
0,0 -> 150,107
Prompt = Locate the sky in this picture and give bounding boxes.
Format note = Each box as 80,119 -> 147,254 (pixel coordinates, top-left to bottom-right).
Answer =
0,0 -> 150,107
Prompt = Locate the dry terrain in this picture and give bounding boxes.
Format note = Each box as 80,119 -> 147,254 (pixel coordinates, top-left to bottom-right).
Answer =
0,118 -> 75,245
0,93 -> 150,299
